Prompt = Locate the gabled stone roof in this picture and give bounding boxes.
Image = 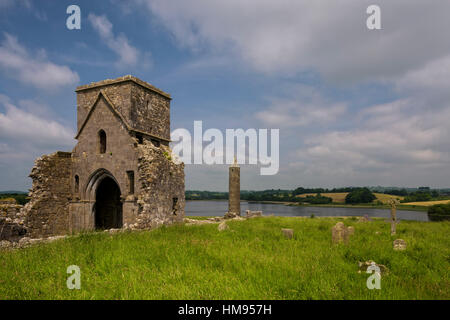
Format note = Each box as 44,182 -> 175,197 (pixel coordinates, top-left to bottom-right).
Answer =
75,75 -> 171,100
74,90 -> 170,142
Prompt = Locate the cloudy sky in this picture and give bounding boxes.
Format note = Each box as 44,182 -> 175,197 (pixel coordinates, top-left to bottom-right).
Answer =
1,0 -> 450,191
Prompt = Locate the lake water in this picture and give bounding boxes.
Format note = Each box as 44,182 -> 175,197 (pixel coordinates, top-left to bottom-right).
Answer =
185,200 -> 429,221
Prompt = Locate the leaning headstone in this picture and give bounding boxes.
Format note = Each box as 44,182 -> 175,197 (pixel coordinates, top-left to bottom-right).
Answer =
246,210 -> 263,218
358,215 -> 371,223
281,228 -> 294,239
393,239 -> 407,251
218,221 -> 228,231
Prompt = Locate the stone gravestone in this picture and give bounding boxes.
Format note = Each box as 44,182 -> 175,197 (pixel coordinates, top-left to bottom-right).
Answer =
389,199 -> 399,235
393,239 -> 407,251
281,228 -> 294,239
347,226 -> 355,236
358,215 -> 371,223
246,210 -> 262,218
332,222 -> 346,243
332,222 -> 354,244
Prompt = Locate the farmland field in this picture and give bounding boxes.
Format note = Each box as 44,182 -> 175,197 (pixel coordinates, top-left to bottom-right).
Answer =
296,193 -> 403,204
402,200 -> 450,206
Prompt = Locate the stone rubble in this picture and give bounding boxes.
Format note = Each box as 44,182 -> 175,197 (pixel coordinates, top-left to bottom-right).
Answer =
358,260 -> 389,275
218,221 -> 228,231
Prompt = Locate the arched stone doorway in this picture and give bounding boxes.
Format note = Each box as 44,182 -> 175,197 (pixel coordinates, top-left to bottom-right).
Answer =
94,176 -> 123,229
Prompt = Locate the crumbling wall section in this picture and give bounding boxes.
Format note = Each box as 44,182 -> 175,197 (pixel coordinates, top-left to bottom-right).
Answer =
128,142 -> 185,229
22,151 -> 72,238
0,199 -> 27,241
0,199 -> 24,221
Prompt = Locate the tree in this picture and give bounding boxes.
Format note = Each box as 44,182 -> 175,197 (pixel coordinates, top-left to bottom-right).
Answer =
428,203 -> 450,221
345,188 -> 376,204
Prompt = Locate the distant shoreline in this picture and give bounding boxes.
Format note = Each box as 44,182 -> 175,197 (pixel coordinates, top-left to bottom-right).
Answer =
186,199 -> 429,212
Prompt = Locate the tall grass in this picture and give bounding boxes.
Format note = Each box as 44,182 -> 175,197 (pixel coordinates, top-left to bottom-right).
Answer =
0,217 -> 448,299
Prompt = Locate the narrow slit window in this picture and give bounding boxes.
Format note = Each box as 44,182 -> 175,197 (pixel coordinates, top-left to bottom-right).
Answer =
99,130 -> 106,153
74,175 -> 79,193
127,171 -> 134,195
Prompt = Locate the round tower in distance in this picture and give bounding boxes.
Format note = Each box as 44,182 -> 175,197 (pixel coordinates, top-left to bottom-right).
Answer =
225,157 -> 240,218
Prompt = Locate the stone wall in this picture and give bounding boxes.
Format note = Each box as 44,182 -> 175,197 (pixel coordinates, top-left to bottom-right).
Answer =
0,199 -> 27,241
130,81 -> 171,141
72,96 -> 139,200
21,151 -> 72,238
0,199 -> 23,220
128,141 -> 185,229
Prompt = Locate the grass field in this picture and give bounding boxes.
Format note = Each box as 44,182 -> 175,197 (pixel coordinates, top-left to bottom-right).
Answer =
297,192 -> 403,204
403,200 -> 450,206
0,217 -> 448,300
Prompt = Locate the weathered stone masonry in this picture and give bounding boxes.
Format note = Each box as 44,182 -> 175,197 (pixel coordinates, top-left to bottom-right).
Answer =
23,152 -> 72,238
0,199 -> 27,241
17,75 -> 185,239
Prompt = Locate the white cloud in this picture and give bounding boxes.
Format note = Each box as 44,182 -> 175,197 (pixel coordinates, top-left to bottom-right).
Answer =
82,0 -> 450,189
0,94 -> 76,190
395,54 -> 450,99
0,33 -> 79,90
88,13 -> 149,69
137,0 -> 450,83
255,85 -> 347,127
292,97 -> 450,186
0,95 -> 75,149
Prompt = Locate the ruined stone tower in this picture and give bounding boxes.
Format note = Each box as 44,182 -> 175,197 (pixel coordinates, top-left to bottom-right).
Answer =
225,157 -> 240,218
21,75 -> 185,238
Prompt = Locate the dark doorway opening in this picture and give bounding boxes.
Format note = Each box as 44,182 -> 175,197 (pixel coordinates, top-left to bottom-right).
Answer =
95,177 -> 122,229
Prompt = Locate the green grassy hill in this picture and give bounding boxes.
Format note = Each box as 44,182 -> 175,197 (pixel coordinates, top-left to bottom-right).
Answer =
0,217 -> 448,299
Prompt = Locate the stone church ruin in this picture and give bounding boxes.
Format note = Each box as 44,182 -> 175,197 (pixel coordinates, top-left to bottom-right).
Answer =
1,75 -> 185,241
